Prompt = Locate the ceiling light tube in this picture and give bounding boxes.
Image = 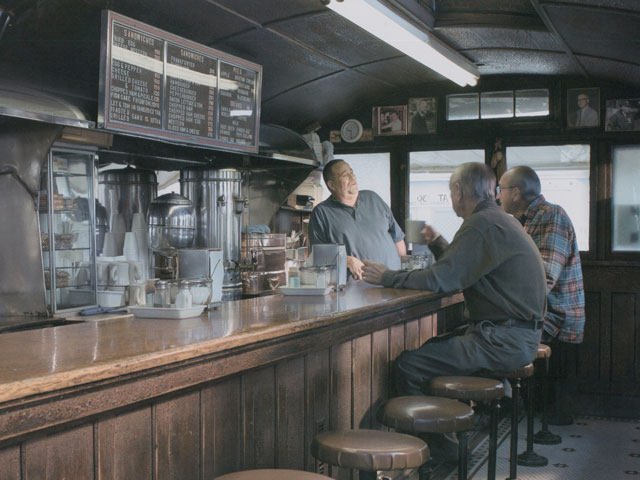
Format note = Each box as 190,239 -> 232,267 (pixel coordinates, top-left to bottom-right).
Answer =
326,0 -> 479,87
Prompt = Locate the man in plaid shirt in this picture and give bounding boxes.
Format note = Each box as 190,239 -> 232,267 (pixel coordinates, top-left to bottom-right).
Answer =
498,165 -> 585,424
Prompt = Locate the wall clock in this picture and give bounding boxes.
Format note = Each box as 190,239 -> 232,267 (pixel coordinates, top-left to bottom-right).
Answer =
340,119 -> 363,143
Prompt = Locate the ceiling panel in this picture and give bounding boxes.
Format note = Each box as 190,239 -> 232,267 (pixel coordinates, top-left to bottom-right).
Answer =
271,10 -> 400,67
579,56 -> 640,87
438,27 -> 562,52
355,57 -> 446,88
209,0 -> 324,25
545,5 -> 640,65
547,0 -> 640,12
436,0 -> 537,15
469,50 -> 579,76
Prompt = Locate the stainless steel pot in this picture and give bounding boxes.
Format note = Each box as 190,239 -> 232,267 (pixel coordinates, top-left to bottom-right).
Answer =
98,167 -> 157,233
147,193 -> 195,253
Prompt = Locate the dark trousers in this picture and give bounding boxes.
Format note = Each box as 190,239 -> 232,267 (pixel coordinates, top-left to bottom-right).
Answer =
542,337 -> 579,419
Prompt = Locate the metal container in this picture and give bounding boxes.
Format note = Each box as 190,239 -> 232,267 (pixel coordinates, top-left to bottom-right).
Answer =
98,167 -> 157,233
180,168 -> 246,287
147,193 -> 195,254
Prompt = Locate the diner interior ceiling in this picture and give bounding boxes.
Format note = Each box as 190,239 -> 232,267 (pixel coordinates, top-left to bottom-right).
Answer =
0,0 -> 638,134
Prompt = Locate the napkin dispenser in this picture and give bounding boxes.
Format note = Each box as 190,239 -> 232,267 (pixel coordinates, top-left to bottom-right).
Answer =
311,243 -> 347,288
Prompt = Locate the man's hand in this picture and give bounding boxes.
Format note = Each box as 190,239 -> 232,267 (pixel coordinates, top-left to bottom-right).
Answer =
362,260 -> 388,285
423,224 -> 441,244
347,255 -> 365,280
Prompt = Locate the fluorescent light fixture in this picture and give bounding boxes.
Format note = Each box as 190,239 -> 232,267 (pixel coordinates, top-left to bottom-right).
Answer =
326,0 -> 479,87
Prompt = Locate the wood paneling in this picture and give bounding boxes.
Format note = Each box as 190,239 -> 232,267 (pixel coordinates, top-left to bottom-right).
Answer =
23,425 -> 93,480
611,293 -> 636,381
202,377 -> 242,479
405,319 -> 420,351
243,367 -> 276,470
0,446 -> 20,480
304,349 -> 330,472
276,357 -> 305,470
154,392 -> 200,480
579,291 -> 601,380
329,341 -> 352,480
352,335 -> 372,430
97,408 -> 152,480
371,329 -> 389,430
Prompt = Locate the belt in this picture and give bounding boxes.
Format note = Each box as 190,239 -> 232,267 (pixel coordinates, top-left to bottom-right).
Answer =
492,319 -> 543,330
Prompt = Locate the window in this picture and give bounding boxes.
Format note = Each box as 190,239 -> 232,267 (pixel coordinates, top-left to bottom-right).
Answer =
409,149 -> 485,242
321,153 -> 391,205
447,89 -> 549,120
612,145 -> 640,252
506,145 -> 590,251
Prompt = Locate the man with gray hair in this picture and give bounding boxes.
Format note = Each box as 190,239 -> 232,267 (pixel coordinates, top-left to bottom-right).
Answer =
498,165 -> 585,424
362,162 -> 546,396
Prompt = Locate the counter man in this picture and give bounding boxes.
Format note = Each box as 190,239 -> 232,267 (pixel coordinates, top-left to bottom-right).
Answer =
308,159 -> 405,279
362,162 -> 546,396
498,165 -> 585,424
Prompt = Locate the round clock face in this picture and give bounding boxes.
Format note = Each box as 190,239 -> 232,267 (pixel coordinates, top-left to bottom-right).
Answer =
340,119 -> 363,143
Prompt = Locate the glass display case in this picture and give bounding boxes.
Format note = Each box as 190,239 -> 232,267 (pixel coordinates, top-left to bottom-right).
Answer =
39,147 -> 98,312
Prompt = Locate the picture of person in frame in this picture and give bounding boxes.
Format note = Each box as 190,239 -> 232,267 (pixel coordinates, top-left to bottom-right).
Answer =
377,106 -> 407,136
606,98 -> 640,131
409,97 -> 437,134
567,88 -> 599,128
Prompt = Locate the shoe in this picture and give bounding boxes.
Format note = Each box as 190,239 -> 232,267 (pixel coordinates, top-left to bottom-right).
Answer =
427,433 -> 459,464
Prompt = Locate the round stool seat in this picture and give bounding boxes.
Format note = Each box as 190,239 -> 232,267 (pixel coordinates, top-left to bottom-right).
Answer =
429,376 -> 505,402
311,429 -> 429,472
381,396 -> 474,434
536,344 -> 551,360
494,362 -> 534,379
215,469 -> 331,480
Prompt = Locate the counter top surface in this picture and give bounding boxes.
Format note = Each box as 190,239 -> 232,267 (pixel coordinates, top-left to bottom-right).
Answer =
0,282 -> 459,404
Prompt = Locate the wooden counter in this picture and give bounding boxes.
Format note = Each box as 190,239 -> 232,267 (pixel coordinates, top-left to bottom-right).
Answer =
0,281 -> 463,479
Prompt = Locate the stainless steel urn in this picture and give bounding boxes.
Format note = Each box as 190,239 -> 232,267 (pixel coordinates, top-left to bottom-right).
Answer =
180,168 -> 246,287
98,167 -> 158,233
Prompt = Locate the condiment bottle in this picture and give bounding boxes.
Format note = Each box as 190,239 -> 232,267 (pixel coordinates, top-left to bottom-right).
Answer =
175,280 -> 192,308
288,266 -> 300,288
154,280 -> 170,308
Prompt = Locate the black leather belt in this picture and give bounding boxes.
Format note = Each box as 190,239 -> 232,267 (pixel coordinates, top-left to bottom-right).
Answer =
494,319 -> 543,330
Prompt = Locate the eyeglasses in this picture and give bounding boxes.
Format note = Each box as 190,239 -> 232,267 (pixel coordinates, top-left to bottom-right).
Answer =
496,185 -> 516,195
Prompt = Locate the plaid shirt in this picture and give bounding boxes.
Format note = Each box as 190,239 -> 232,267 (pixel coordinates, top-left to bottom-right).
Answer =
521,195 -> 585,343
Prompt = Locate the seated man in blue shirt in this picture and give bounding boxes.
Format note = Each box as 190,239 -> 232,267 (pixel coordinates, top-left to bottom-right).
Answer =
308,159 -> 406,279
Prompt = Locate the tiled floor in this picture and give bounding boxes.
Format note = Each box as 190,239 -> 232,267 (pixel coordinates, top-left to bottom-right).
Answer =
444,416 -> 640,479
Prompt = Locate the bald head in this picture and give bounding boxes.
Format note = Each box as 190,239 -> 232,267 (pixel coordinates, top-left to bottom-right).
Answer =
503,166 -> 541,202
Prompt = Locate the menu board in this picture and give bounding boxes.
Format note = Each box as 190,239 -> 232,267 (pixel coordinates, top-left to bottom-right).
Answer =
98,10 -> 261,153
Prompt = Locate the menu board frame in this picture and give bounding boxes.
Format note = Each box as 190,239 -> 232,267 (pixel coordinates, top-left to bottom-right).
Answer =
98,10 -> 261,153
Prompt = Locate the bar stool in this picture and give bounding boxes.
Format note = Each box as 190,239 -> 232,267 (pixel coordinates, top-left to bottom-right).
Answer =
214,469 -> 332,479
380,396 -> 475,480
428,376 -> 504,480
311,429 -> 429,480
533,344 -> 562,445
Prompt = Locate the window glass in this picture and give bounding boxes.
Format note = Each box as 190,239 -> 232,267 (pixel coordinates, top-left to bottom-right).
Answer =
516,89 -> 549,117
446,93 -> 479,120
409,149 -> 484,242
321,153 -> 391,205
506,145 -> 590,251
481,91 -> 514,119
612,145 -> 640,252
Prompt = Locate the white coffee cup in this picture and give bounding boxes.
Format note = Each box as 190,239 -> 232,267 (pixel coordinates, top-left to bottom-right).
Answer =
127,260 -> 145,284
97,262 -> 110,286
108,261 -> 130,286
405,220 -> 427,244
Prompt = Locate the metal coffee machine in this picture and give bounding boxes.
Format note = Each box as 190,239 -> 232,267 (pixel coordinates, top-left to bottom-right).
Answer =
241,233 -> 286,295
147,193 -> 196,279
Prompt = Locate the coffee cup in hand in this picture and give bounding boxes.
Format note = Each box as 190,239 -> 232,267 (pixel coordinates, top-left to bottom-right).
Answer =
405,220 -> 426,244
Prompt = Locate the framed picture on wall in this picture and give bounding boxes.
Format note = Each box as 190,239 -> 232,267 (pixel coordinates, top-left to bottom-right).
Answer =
567,88 -> 600,128
374,105 -> 407,136
408,97 -> 437,134
605,98 -> 640,131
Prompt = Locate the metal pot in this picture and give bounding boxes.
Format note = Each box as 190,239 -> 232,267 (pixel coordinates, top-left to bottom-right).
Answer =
147,193 -> 195,253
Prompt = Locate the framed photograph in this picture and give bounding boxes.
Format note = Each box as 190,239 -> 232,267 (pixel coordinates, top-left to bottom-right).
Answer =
567,88 -> 600,128
374,105 -> 408,136
605,98 -> 640,131
408,97 -> 437,134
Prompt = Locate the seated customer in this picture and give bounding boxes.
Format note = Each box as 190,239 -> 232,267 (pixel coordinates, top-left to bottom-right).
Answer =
498,165 -> 585,424
362,162 -> 546,395
309,159 -> 405,279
